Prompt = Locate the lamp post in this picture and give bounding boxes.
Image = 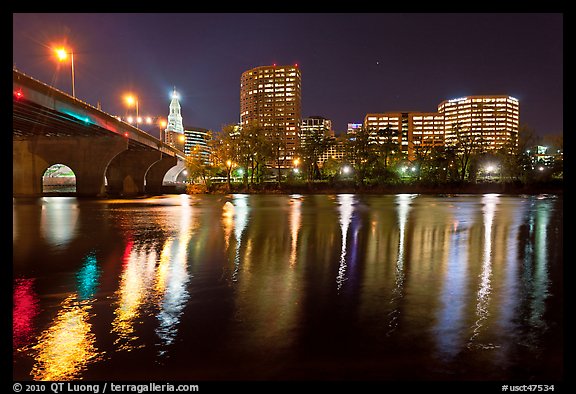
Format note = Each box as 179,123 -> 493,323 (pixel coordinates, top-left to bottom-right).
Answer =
159,119 -> 167,143
125,95 -> 139,129
54,47 -> 75,98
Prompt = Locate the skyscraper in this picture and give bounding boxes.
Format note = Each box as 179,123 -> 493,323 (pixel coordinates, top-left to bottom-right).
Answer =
240,64 -> 302,166
164,88 -> 185,150
166,87 -> 184,134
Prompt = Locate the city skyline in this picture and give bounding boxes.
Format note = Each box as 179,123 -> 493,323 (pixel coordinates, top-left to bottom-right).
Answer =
12,13 -> 563,138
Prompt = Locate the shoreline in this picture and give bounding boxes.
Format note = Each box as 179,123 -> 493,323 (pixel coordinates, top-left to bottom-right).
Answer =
188,180 -> 563,196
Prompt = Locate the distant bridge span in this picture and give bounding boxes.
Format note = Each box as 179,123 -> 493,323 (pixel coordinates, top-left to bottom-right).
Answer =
13,69 -> 186,197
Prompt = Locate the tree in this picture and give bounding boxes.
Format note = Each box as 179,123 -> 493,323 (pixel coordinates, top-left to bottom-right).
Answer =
345,126 -> 376,186
244,124 -> 271,186
297,132 -> 332,183
186,145 -> 216,192
268,128 -> 286,186
450,122 -> 484,181
210,125 -> 238,191
373,126 -> 399,169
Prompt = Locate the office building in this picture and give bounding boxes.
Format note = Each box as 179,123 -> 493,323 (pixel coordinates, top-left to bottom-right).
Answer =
240,64 -> 302,166
438,95 -> 519,153
184,126 -> 211,164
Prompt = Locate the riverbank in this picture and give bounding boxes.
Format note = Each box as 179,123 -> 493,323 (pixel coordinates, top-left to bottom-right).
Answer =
187,179 -> 563,196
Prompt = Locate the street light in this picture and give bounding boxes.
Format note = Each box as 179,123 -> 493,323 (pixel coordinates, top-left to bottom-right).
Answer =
158,119 -> 167,142
124,95 -> 139,129
54,47 -> 75,98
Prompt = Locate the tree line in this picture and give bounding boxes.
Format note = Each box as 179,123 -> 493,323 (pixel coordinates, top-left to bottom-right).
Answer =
185,123 -> 563,192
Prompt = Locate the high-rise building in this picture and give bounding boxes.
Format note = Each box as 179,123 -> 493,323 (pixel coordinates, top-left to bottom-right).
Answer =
164,87 -> 185,150
166,87 -> 184,134
184,126 -> 211,164
438,95 -> 519,153
240,64 -> 302,166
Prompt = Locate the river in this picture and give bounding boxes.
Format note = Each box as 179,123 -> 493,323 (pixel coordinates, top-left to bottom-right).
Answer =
12,193 -> 563,381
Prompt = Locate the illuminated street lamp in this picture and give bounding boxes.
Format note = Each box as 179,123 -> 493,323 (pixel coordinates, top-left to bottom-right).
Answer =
124,95 -> 139,129
158,119 -> 167,142
54,47 -> 75,98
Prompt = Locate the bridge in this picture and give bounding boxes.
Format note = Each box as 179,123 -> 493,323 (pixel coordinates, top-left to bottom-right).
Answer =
13,69 -> 187,197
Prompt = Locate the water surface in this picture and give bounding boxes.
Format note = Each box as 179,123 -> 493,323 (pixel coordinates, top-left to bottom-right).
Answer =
12,194 -> 563,381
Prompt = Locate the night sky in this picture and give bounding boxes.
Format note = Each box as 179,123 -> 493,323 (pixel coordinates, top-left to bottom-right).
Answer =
12,13 -> 563,139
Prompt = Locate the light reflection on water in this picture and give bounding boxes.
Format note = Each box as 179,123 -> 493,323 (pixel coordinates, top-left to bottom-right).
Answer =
336,194 -> 354,291
467,194 -> 498,349
28,250 -> 103,381
13,194 -> 563,381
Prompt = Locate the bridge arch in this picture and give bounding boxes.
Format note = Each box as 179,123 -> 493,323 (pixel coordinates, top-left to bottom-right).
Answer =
42,163 -> 76,194
162,159 -> 187,184
13,136 -> 128,197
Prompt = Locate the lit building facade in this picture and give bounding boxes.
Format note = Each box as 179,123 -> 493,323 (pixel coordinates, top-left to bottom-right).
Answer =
438,95 -> 519,153
184,126 -> 211,164
164,88 -> 185,150
362,95 -> 519,161
240,64 -> 302,166
409,112 -> 445,159
363,112 -> 406,154
301,116 -> 334,143
319,137 -> 347,166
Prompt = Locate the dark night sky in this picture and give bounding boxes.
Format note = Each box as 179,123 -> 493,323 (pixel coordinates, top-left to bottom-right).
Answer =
12,13 -> 563,139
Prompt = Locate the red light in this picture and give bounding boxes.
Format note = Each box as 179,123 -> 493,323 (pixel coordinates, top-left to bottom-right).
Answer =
14,89 -> 23,99
124,132 -> 129,137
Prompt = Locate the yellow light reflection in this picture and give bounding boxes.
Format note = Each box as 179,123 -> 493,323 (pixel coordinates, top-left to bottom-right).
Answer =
222,201 -> 234,250
31,295 -> 102,381
111,242 -> 158,351
289,196 -> 302,267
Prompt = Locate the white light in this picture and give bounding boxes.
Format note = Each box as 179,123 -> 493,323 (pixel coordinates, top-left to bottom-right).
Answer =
411,167 -> 416,172
538,166 -> 545,171
127,116 -> 134,123
342,166 -> 351,174
486,165 -> 495,172
182,170 -> 188,176
145,117 -> 152,124
293,168 -> 299,173
449,97 -> 468,103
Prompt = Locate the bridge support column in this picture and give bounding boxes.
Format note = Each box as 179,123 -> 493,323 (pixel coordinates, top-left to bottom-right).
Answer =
106,150 -> 165,196
13,136 -> 127,197
145,155 -> 177,194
